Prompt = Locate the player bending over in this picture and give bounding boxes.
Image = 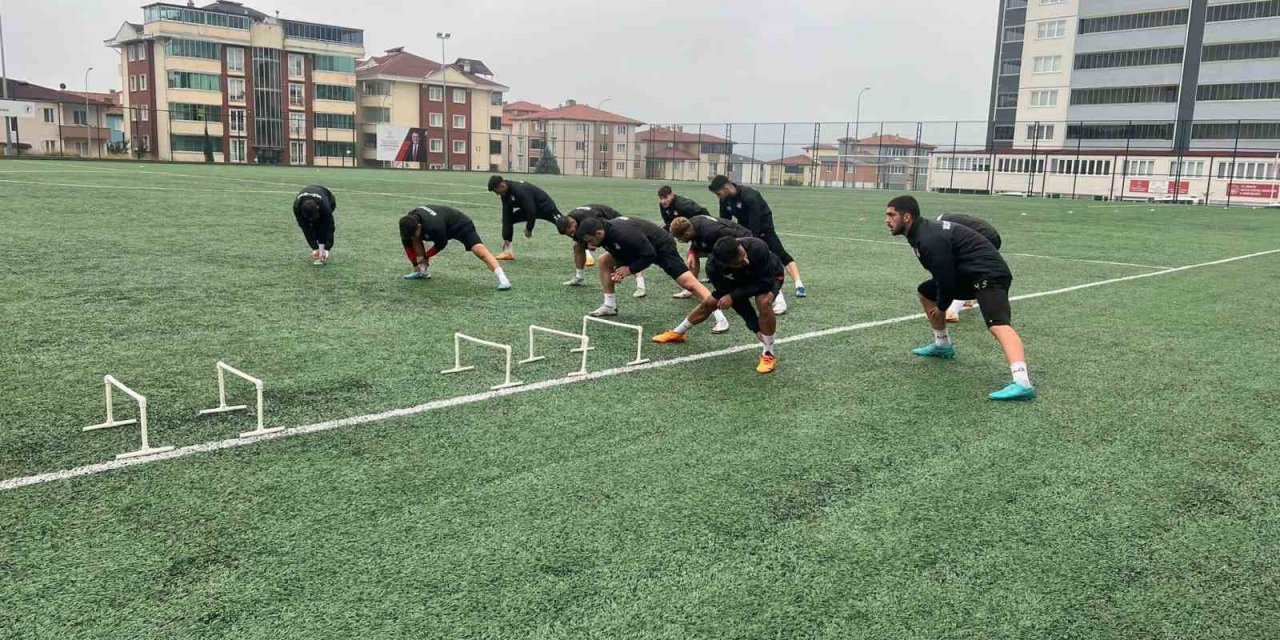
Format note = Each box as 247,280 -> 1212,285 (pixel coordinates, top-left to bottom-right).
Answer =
886,195 -> 1034,401
667,215 -> 788,315
487,175 -> 580,263
574,216 -> 713,318
556,205 -> 647,297
399,205 -> 511,290
658,185 -> 713,283
293,185 -> 336,265
936,212 -> 1003,323
709,175 -> 806,298
654,237 -> 783,374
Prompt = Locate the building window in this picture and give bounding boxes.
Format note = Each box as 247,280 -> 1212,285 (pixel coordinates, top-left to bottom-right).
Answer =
451,164 -> 466,170
289,83 -> 306,108
290,140 -> 307,164
140,105 -> 148,122
139,75 -> 147,91
170,135 -> 223,153
597,160 -> 608,171
616,125 -> 627,134
129,76 -> 137,92
1207,0 -> 1280,22
599,142 -> 609,152
145,5 -> 250,29
288,54 -> 305,79
489,140 -> 502,154
42,108 -> 55,123
282,22 -> 362,45
616,161 -> 626,171
229,108 -> 246,136
1202,40 -> 1280,63
169,103 -> 222,122
314,141 -> 354,158
1000,60 -> 1022,76
452,139 -> 466,154
428,85 -> 443,101
490,92 -> 504,106
362,107 -> 391,123
289,112 -> 306,138
1126,160 -> 1155,176
1196,82 -> 1280,101
1079,8 -> 1189,34
1041,0 -> 1065,4
1032,55 -> 1062,73
1075,47 -> 1184,70
1071,85 -> 1179,105
1004,25 -> 1025,42
167,71 -> 220,91
490,116 -> 502,131
1169,160 -> 1205,177
73,110 -> 88,125
429,138 -> 443,152
1191,121 -> 1280,140
230,138 -> 247,163
597,124 -> 607,135
1067,122 -> 1175,140
575,160 -> 586,171
315,113 -> 355,129
140,135 -> 149,151
452,88 -> 467,103
453,114 -> 466,129
313,55 -> 356,73
1029,90 -> 1058,107
362,132 -> 377,149
1036,19 -> 1066,38
575,141 -> 586,151
227,47 -> 245,73
314,84 -> 354,102
362,80 -> 391,96
616,143 -> 626,153
1026,123 -> 1054,140
128,45 -> 137,62
164,38 -> 220,60
429,112 -> 443,127
228,78 -> 246,103
43,140 -> 57,153
997,93 -> 1018,108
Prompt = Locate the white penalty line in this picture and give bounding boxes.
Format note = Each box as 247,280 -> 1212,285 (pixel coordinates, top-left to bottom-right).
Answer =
3,247 -> 1278,493
779,232 -> 1168,270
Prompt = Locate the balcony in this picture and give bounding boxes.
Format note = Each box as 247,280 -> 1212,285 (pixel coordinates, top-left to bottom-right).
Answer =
60,125 -> 113,140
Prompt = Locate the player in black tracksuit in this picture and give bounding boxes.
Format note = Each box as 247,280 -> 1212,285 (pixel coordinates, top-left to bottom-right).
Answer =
887,195 -> 1034,401
657,185 -> 710,230
293,185 -> 336,265
487,175 -> 564,260
399,205 -> 511,290
574,216 -> 712,318
709,175 -> 806,297
936,213 -> 1003,322
548,204 -> 637,292
654,237 -> 784,373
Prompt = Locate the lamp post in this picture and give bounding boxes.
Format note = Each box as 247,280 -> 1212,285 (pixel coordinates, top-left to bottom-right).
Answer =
1,5 -> 14,156
851,86 -> 870,187
84,67 -> 95,157
437,32 -> 450,171
597,98 -> 611,110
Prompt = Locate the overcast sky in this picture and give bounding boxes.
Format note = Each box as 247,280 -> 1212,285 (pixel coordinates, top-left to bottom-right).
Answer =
3,0 -> 996,127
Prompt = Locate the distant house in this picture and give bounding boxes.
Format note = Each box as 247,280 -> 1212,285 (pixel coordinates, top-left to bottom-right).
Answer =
506,100 -> 644,178
637,126 -> 734,181
836,133 -> 936,191
1,79 -> 117,157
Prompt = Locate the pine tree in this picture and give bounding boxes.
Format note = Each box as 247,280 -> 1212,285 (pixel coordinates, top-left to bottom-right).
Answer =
533,141 -> 560,175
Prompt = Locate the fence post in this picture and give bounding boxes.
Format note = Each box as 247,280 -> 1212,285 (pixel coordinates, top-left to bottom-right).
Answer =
875,123 -> 884,190
779,122 -> 787,186
750,123 -> 758,185
842,121 -> 851,189
948,120 -> 959,191
1226,119 -> 1241,208
1071,120 -> 1083,200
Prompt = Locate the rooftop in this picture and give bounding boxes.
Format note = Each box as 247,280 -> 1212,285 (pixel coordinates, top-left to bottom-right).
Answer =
514,103 -> 643,126
639,126 -> 733,145
358,49 -> 505,89
836,133 -> 937,149
1,79 -> 115,106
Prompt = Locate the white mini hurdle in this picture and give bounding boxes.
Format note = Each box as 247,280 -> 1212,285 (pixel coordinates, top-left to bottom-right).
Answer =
441,333 -> 524,390
198,361 -> 280,438
581,316 -> 651,367
519,325 -> 590,376
83,375 -> 175,460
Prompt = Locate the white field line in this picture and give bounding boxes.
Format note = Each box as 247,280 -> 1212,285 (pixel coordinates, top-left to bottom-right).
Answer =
2,247 -> 1278,493
779,231 -> 1168,270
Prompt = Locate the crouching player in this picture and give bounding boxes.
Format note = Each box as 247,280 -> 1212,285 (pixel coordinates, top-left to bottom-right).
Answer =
556,205 -> 647,296
654,237 -> 782,373
294,185 -> 336,265
573,216 -> 712,317
399,205 -> 511,290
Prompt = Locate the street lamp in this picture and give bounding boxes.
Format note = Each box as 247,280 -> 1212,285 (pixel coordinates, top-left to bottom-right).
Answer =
1,6 -> 14,156
84,67 -> 95,158
597,98 -> 611,110
850,86 -> 870,188
437,32 -> 450,171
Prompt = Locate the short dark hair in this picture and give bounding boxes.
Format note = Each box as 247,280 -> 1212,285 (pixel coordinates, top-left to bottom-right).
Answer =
575,216 -> 606,242
487,175 -> 505,192
708,175 -> 730,193
398,212 -> 421,243
555,216 -> 574,236
657,185 -> 672,198
711,236 -> 740,263
887,195 -> 921,217
300,199 -> 320,219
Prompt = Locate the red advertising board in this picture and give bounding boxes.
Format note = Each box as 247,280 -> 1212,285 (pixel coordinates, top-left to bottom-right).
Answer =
1167,181 -> 1189,195
1227,182 -> 1280,199
1129,179 -> 1149,193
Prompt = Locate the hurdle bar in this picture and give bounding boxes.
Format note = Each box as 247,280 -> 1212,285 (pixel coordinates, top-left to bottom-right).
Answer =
441,333 -> 524,390
581,316 -> 651,367
83,375 -> 174,460
198,361 -> 280,438
518,325 -> 590,376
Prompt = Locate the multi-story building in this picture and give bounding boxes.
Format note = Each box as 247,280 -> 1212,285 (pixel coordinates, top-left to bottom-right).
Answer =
952,0 -> 1280,204
506,101 -> 643,178
356,48 -> 508,171
106,1 -> 364,165
638,126 -> 734,181
839,134 -> 935,190
1,79 -> 118,157
500,101 -> 546,172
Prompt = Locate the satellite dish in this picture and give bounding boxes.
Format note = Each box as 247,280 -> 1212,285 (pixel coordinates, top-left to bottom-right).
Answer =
59,83 -> 67,90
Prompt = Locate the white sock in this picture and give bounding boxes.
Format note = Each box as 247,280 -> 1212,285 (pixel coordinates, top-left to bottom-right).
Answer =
673,318 -> 694,335
1011,361 -> 1031,387
495,267 -> 509,285
711,309 -> 727,325
947,299 -> 964,315
575,268 -> 585,279
635,274 -> 647,289
775,292 -> 786,307
933,329 -> 952,347
604,293 -> 617,308
794,279 -> 804,290
761,333 -> 776,355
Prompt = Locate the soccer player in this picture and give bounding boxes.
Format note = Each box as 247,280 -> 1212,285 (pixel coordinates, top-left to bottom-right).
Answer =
486,175 -> 567,261
653,237 -> 783,374
667,215 -> 789,315
574,216 -> 715,318
886,195 -> 1035,401
937,212 -> 1003,323
658,185 -> 714,285
399,205 -> 511,290
709,175 -> 806,297
293,185 -> 336,265
555,205 -> 646,296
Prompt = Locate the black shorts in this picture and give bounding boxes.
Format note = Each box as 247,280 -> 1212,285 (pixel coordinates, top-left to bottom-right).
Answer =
917,277 -> 1013,327
714,277 -> 783,332
451,219 -> 483,251
652,241 -> 691,280
758,229 -> 795,266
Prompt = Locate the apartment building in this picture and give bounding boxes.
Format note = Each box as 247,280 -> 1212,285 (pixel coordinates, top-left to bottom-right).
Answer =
506,101 -> 643,178
1,80 -> 118,157
357,48 -> 508,170
638,126 -> 734,181
106,1 -> 364,165
957,0 -> 1280,203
